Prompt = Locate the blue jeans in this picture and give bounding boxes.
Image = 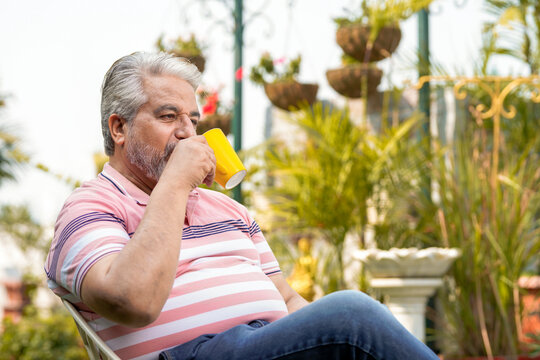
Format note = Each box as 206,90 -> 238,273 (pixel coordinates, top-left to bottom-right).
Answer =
158,290 -> 439,360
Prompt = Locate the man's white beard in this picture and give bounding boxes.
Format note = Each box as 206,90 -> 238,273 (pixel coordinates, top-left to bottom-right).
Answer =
126,134 -> 176,183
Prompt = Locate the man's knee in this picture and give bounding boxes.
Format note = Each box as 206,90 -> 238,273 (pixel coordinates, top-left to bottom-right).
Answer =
310,290 -> 390,331
323,290 -> 385,314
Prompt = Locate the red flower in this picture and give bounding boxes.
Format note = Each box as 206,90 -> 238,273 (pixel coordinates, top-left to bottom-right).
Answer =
235,67 -> 243,81
202,91 -> 219,116
202,103 -> 217,115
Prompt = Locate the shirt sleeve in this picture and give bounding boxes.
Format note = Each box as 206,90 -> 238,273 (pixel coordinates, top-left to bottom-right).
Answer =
45,193 -> 130,298
247,218 -> 281,276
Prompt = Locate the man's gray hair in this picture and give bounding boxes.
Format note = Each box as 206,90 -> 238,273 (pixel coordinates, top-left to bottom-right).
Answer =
100,52 -> 202,155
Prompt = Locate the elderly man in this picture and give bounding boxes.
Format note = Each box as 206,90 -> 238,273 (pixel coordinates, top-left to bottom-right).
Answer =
45,52 -> 438,360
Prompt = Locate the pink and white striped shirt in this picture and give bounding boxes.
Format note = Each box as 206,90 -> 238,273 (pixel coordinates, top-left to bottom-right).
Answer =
44,163 -> 288,359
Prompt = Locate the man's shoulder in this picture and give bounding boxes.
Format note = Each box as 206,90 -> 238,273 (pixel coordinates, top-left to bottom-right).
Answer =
65,175 -> 121,206
57,175 -> 131,224
197,188 -> 249,216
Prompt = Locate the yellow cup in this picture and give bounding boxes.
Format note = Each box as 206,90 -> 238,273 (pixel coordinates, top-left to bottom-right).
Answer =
203,128 -> 247,189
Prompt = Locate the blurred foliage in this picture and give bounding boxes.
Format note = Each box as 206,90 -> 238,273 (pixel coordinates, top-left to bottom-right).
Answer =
34,162 -> 81,189
0,203 -> 86,359
155,33 -> 204,56
454,83 -> 540,156
0,305 -> 88,360
482,0 -> 540,74
249,53 -> 302,86
0,93 -> 29,185
525,332 -> 540,356
93,151 -> 108,175
0,128 -> 28,184
255,102 -> 429,292
424,118 -> 540,356
198,179 -> 234,197
413,54 -> 540,354
333,0 -> 434,36
417,84 -> 540,356
0,88 -> 78,189
0,90 -> 84,357
0,204 -> 49,255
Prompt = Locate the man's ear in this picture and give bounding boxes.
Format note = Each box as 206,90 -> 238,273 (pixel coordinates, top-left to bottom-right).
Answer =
109,114 -> 127,148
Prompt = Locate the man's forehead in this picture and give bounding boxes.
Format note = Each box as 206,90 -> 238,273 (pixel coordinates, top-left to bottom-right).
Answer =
141,75 -> 197,106
142,74 -> 193,92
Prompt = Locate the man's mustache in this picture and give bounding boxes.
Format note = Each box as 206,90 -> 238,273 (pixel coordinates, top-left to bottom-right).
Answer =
163,142 -> 177,162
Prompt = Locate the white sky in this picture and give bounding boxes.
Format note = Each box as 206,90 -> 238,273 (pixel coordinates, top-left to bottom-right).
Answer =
0,0 -> 526,225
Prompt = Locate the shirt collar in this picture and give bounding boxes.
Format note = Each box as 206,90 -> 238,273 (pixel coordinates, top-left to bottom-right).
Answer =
100,163 -> 200,206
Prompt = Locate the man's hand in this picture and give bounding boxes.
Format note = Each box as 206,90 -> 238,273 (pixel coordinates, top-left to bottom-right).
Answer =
162,135 -> 216,191
270,273 -> 310,314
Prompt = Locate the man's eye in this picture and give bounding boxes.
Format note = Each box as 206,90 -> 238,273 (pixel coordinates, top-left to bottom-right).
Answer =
191,119 -> 198,127
161,114 -> 177,120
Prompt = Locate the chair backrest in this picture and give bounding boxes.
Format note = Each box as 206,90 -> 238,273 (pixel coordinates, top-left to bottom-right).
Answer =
62,298 -> 121,360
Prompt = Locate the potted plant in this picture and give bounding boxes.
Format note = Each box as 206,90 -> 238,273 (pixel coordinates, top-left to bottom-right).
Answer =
334,0 -> 433,63
518,275 -> 540,351
196,86 -> 232,135
249,52 -> 318,111
156,33 -> 206,73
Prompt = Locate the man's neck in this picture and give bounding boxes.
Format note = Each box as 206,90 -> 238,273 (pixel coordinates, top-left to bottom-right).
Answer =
108,156 -> 155,195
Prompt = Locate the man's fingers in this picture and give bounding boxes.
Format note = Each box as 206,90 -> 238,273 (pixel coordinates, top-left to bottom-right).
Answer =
203,171 -> 215,187
203,152 -> 216,187
189,135 -> 209,145
164,136 -> 217,190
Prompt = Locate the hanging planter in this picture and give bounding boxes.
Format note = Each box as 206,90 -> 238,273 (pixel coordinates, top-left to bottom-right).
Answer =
196,113 -> 231,135
172,52 -> 206,73
156,34 -> 206,73
332,0 -> 436,63
336,24 -> 401,63
250,53 -> 318,111
264,81 -> 319,111
326,64 -> 382,99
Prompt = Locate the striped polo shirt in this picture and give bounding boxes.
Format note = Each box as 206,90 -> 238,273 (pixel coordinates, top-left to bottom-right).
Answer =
44,163 -> 288,359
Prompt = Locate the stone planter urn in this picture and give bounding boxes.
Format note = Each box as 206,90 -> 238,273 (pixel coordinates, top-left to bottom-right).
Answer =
354,247 -> 461,343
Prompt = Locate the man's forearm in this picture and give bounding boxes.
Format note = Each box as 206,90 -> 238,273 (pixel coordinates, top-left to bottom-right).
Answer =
269,273 -> 310,314
81,180 -> 191,327
286,293 -> 310,313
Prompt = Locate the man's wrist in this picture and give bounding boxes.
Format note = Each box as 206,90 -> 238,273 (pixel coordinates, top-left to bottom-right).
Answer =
155,173 -> 195,195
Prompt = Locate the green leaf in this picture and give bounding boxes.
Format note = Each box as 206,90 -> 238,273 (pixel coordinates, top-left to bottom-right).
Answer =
497,6 -> 523,27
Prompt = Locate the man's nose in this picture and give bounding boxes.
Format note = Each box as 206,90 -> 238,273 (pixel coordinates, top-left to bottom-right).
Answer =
175,117 -> 196,139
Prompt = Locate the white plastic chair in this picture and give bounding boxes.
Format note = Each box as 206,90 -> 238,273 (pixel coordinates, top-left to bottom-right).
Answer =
62,298 -> 121,360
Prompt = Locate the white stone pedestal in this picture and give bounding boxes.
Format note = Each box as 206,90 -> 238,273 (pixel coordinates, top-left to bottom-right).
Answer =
370,277 -> 443,343
354,247 -> 461,343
